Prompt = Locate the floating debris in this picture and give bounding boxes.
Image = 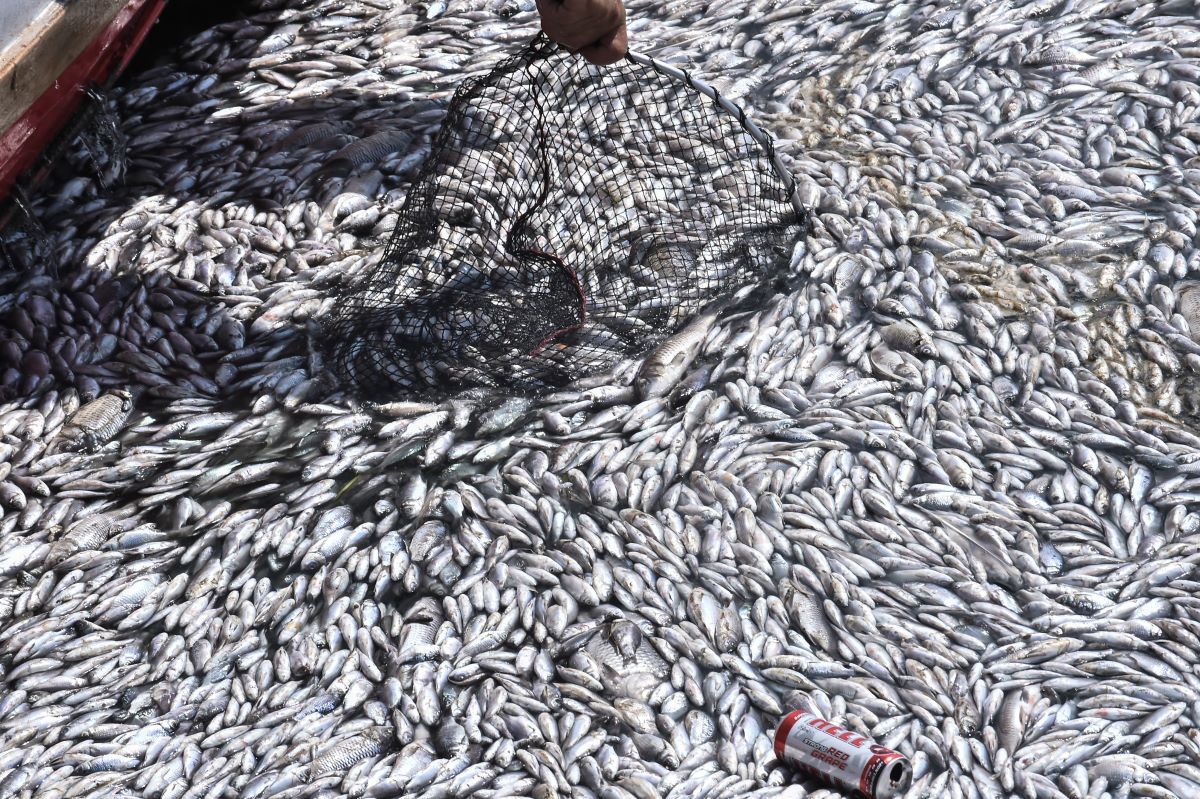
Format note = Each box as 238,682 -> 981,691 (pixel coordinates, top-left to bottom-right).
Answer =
774,709 -> 911,799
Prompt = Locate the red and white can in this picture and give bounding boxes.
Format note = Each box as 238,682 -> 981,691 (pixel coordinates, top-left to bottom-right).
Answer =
774,709 -> 911,799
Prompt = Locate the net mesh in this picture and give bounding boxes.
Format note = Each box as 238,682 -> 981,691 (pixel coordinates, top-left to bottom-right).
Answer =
320,33 -> 805,398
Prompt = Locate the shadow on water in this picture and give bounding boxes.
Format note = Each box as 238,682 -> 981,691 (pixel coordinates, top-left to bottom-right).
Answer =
2,31 -> 442,401
127,0 -> 262,75
0,6 -> 449,518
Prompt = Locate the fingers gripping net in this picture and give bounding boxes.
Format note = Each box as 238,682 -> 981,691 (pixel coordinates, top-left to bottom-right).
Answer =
321,33 -> 806,398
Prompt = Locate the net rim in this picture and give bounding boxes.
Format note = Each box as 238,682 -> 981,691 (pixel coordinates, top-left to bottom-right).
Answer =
623,46 -> 808,225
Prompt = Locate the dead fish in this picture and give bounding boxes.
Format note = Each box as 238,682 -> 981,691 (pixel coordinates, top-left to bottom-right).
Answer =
311,726 -> 394,776
302,130 -> 415,190
55,391 -> 133,452
634,297 -> 729,400
46,515 -> 120,566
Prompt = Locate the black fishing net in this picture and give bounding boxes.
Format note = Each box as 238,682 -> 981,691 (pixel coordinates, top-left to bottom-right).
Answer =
321,33 -> 806,398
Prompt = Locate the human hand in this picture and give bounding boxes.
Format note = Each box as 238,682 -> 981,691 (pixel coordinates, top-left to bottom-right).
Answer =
536,0 -> 628,66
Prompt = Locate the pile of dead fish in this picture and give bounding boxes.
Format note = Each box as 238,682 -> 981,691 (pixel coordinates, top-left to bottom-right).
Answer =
1,0 -> 1199,797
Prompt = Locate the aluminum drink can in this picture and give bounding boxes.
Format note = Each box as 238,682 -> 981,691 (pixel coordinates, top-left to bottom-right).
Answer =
774,709 -> 912,799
